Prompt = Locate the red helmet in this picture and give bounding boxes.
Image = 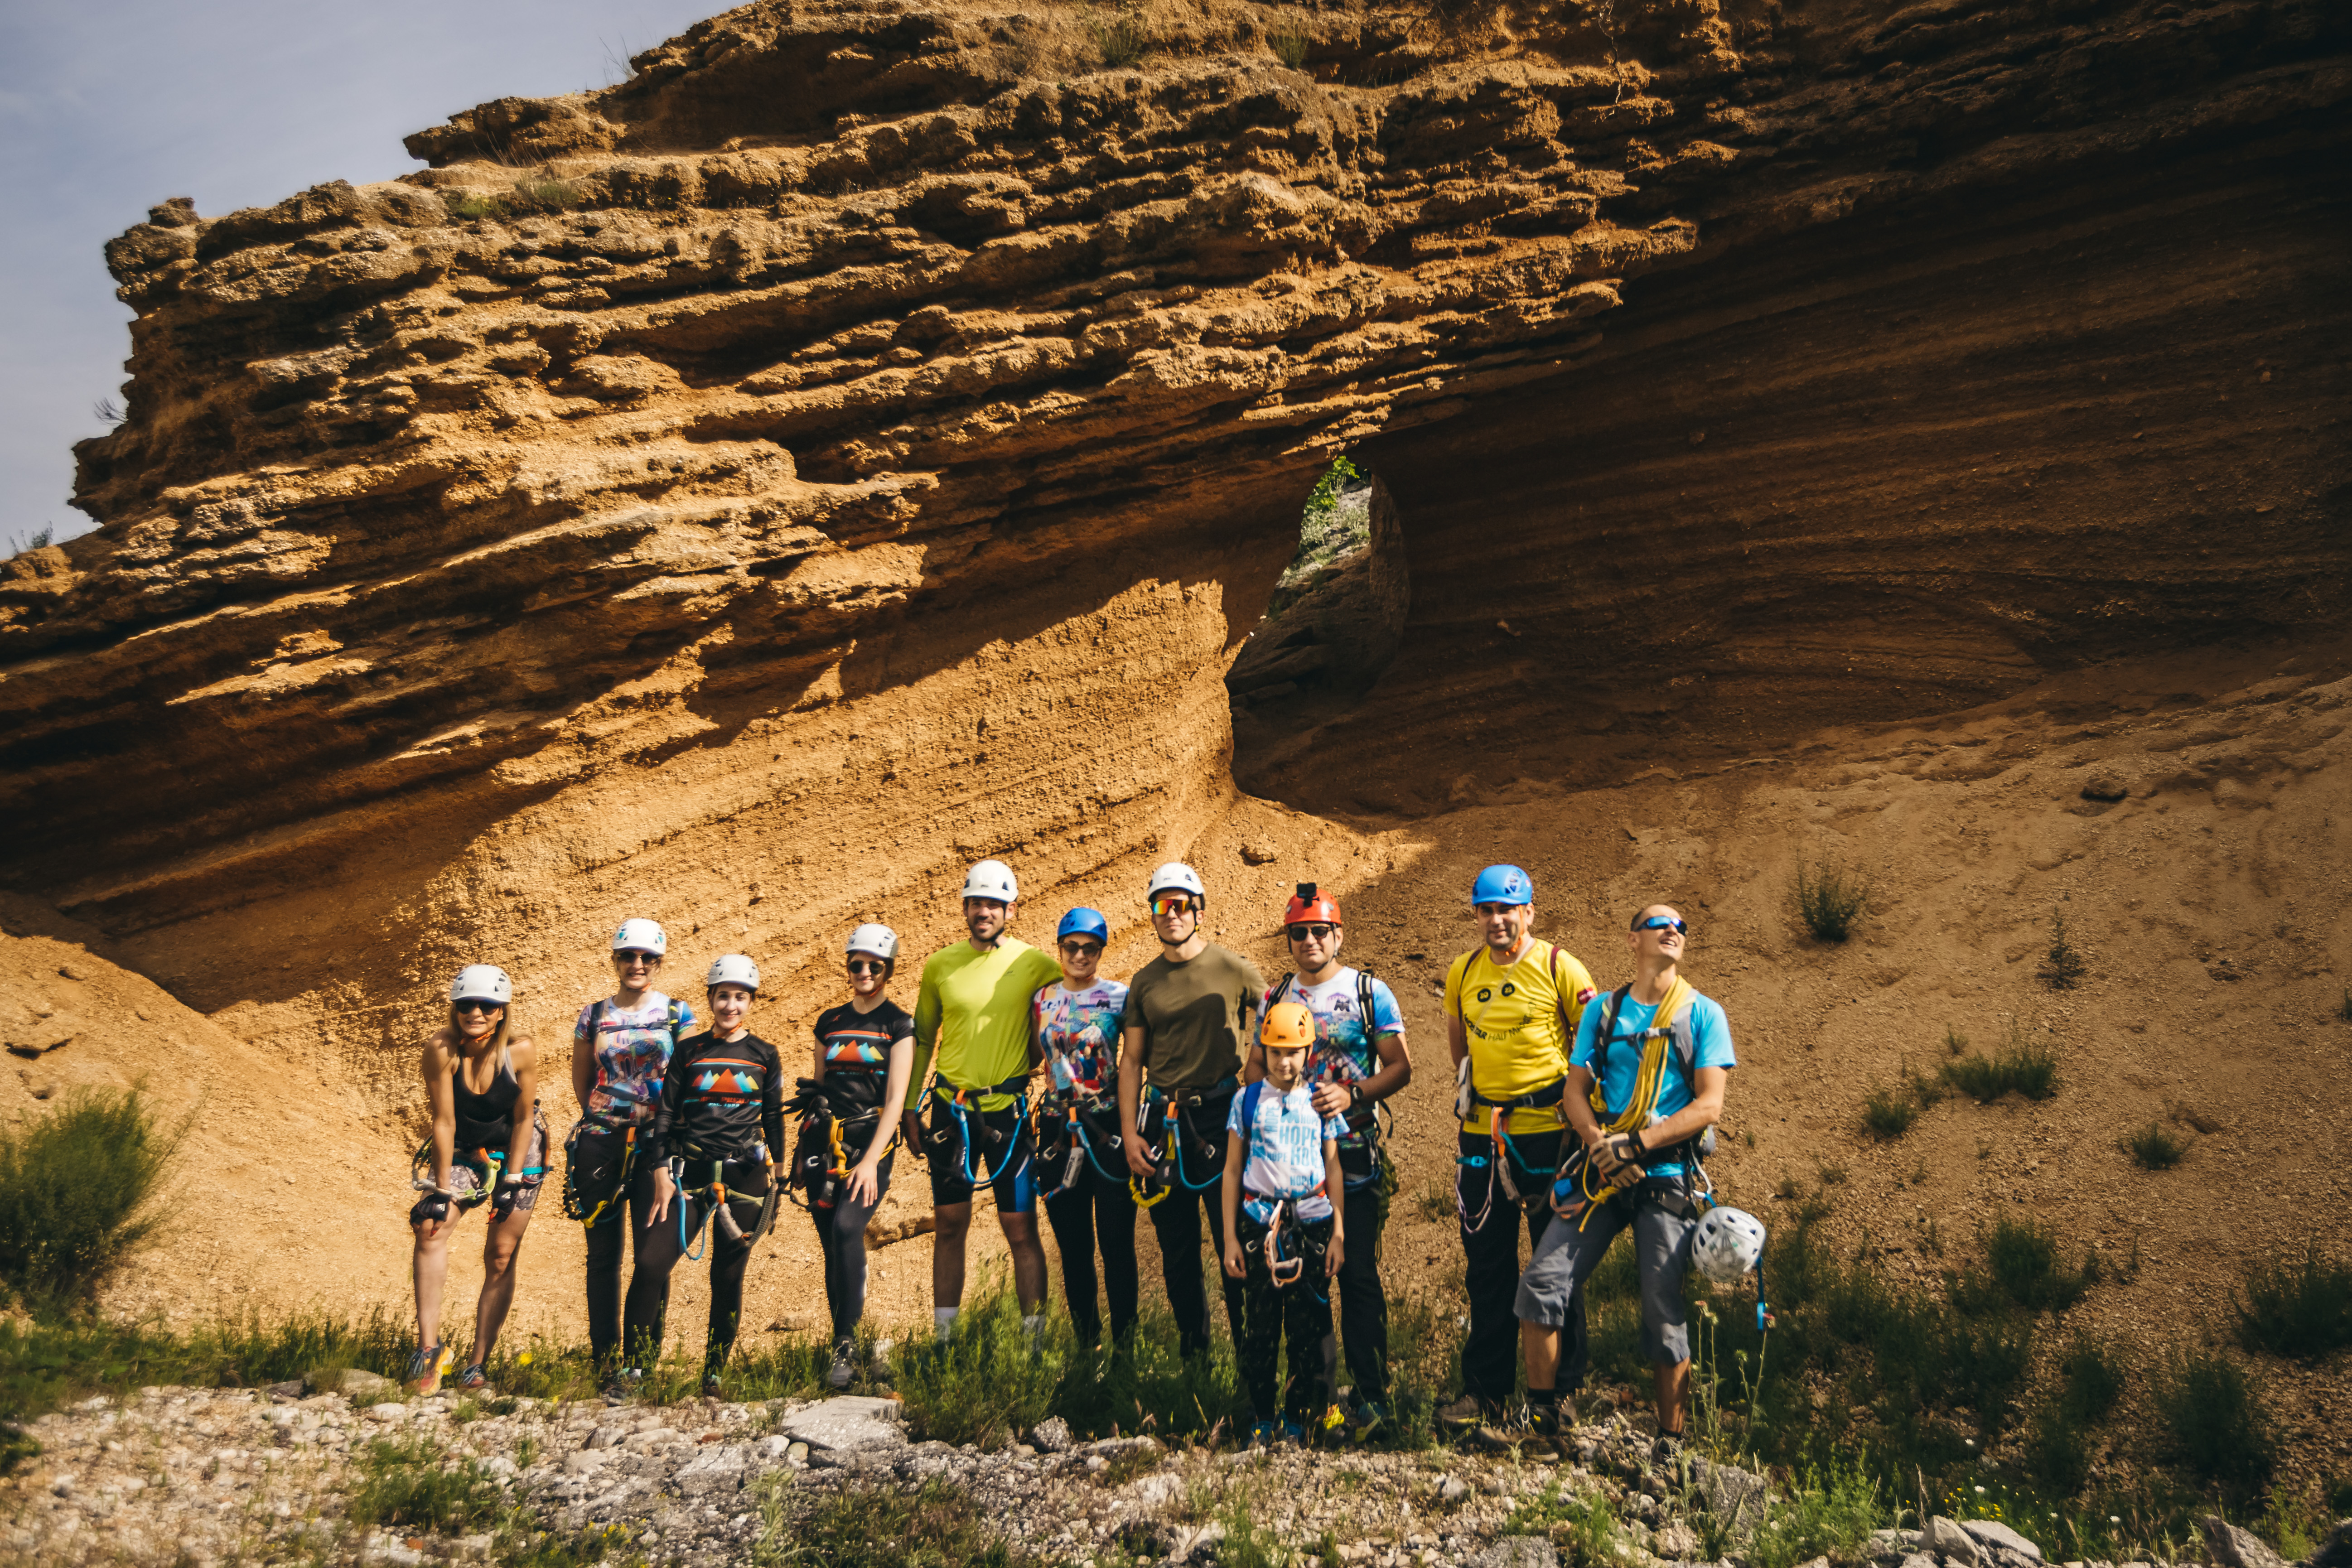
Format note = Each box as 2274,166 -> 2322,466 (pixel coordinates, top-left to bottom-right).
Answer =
1283,883 -> 1343,926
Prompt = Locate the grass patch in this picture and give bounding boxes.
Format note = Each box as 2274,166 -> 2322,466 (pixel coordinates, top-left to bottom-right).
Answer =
2040,908 -> 2088,989
6,525 -> 54,558
2232,1250 -> 2352,1361
2120,1122 -> 2187,1170
1749,1459 -> 1888,1568
1267,28 -> 1310,67
1505,1478 -> 1622,1557
1940,1020 -> 2059,1102
349,1433 -> 507,1531
1793,861 -> 1869,942
0,1306 -> 414,1424
1089,12 -> 1151,67
1413,1177 -> 1453,1223
1862,1083 -> 1918,1141
2057,1333 -> 2126,1424
1965,1218 -> 2095,1314
0,1086 -> 179,1317
2154,1350 -> 2273,1489
766,1474 -> 1066,1567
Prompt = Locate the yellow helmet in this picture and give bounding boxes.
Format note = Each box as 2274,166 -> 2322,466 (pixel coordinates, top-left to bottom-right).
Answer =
1260,1001 -> 1316,1050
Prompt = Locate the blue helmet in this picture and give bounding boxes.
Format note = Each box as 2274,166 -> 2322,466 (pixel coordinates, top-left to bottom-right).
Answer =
1471,864 -> 1534,907
1057,907 -> 1110,943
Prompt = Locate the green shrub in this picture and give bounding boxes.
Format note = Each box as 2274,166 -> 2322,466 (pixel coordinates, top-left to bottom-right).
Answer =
0,1088 -> 178,1317
2233,1250 -> 2352,1361
5,526 -> 54,558
1268,28 -> 1310,67
2156,1351 -> 2272,1486
509,177 -> 582,213
1793,861 -> 1869,942
2023,1402 -> 2094,1496
1980,1218 -> 2095,1313
2057,1332 -> 2125,1424
2040,908 -> 2088,989
1862,1084 -> 1918,1140
2121,1122 -> 2187,1170
1940,1023 -> 2059,1103
348,1434 -> 507,1531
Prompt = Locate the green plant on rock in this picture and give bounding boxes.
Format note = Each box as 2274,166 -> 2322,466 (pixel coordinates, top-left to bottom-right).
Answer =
1793,861 -> 1869,942
1940,1018 -> 2059,1103
1862,1082 -> 1919,1141
1268,28 -> 1310,67
1970,1217 -> 2096,1314
1089,11 -> 1151,68
1748,1459 -> 1888,1568
348,1434 -> 507,1531
892,1280 -> 1068,1446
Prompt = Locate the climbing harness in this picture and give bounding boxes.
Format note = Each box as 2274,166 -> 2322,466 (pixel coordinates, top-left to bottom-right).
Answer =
785,1077 -> 895,1212
562,996 -> 684,1224
1033,1087 -> 1125,1201
1551,979 -> 1717,1231
1129,1078 -> 1234,1206
927,1073 -> 1032,1193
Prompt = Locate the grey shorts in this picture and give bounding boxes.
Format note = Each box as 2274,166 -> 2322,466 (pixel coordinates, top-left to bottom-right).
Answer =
1514,1183 -> 1699,1365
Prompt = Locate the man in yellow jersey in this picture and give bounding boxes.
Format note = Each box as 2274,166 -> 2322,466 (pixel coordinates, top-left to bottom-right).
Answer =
1437,863 -> 1598,1439
903,859 -> 1063,1341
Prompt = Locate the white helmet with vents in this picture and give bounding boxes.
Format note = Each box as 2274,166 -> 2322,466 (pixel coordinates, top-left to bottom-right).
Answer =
1692,1206 -> 1768,1285
1146,862 -> 1206,905
611,918 -> 668,956
961,859 -> 1019,902
845,923 -> 899,962
705,954 -> 761,991
449,965 -> 512,1005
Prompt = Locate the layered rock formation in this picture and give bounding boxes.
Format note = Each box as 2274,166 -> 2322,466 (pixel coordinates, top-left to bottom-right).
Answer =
1,0 -> 2346,1061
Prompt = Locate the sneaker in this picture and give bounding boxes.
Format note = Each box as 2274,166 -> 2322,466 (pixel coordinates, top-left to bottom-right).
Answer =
1317,1404 -> 1350,1443
404,1344 -> 450,1396
701,1373 -> 724,1399
1435,1393 -> 1495,1434
827,1341 -> 857,1391
1248,1418 -> 1282,1450
1653,1430 -> 1688,1467
1348,1400 -> 1389,1443
454,1362 -> 488,1393
1527,1402 -> 1568,1458
1279,1418 -> 1308,1446
602,1368 -> 643,1404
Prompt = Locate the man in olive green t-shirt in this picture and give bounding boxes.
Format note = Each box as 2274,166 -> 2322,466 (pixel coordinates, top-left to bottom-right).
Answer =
1119,861 -> 1265,1357
904,859 -> 1062,1340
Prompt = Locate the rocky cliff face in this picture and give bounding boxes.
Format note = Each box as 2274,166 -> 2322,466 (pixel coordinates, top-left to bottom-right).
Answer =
2,0 -> 2345,1046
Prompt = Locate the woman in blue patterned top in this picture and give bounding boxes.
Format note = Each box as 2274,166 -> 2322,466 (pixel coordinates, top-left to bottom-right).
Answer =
1029,907 -> 1138,1346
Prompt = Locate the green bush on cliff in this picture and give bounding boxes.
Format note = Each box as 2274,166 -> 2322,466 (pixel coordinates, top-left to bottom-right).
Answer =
0,1086 -> 178,1318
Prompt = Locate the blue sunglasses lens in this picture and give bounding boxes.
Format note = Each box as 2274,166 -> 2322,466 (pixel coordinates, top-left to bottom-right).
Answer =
1639,917 -> 1688,934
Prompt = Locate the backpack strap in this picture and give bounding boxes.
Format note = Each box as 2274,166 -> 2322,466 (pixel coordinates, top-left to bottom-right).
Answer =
1239,1079 -> 1266,1140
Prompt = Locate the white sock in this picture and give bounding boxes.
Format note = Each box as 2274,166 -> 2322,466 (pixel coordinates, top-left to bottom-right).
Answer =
934,1307 -> 958,1341
1022,1314 -> 1043,1341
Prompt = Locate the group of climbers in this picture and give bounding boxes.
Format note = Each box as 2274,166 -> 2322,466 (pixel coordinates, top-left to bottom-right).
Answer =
402,855 -> 1764,1455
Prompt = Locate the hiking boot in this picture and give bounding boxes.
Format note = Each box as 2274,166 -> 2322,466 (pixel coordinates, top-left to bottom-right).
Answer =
602,1368 -> 643,1404
1248,1418 -> 1282,1450
454,1362 -> 488,1394
1348,1401 -> 1389,1444
828,1341 -> 857,1391
1527,1403 -> 1569,1458
404,1344 -> 450,1396
701,1373 -> 724,1399
1653,1430 -> 1689,1467
1436,1393 -> 1497,1435
1278,1418 -> 1309,1447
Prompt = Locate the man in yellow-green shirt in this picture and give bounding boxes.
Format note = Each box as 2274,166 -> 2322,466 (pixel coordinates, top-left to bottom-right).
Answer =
1437,863 -> 1598,1438
902,859 -> 1063,1340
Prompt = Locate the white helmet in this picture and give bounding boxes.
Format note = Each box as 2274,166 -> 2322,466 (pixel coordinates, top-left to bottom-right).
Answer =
1692,1206 -> 1768,1285
449,965 -> 512,1005
705,954 -> 760,991
961,859 -> 1019,902
611,918 -> 667,956
1146,861 -> 1206,906
846,923 -> 899,962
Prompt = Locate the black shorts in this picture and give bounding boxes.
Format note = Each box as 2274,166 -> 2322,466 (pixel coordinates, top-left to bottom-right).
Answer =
924,1098 -> 1036,1213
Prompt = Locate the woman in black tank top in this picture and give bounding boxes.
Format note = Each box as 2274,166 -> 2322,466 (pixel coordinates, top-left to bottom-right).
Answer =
407,964 -> 546,1396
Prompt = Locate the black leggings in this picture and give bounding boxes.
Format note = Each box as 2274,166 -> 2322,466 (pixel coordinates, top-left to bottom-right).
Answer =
1043,1165 -> 1139,1346
621,1165 -> 770,1375
813,1150 -> 894,1343
584,1172 -> 665,1371
1149,1185 -> 1245,1358
1336,1178 -> 1389,1404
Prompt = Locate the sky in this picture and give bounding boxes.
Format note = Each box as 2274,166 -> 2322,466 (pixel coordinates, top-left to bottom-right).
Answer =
0,0 -> 726,550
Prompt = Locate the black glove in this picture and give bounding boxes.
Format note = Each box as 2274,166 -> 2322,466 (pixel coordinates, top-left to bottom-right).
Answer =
490,1177 -> 526,1221
411,1190 -> 453,1225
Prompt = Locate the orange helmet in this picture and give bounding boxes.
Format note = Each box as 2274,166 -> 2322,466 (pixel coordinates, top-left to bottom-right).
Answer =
1261,1001 -> 1317,1050
1283,883 -> 1343,927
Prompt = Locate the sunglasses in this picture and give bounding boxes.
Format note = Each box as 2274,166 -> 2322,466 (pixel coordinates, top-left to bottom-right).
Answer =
847,959 -> 888,976
454,1000 -> 503,1015
1149,896 -> 1199,917
1636,917 -> 1690,936
1059,940 -> 1104,957
1286,923 -> 1338,942
614,950 -> 659,965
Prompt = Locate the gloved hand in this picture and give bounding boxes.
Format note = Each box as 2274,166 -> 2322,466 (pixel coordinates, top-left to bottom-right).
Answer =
490,1177 -> 526,1221
1454,1057 -> 1474,1122
1596,1131 -> 1647,1187
410,1190 -> 453,1225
